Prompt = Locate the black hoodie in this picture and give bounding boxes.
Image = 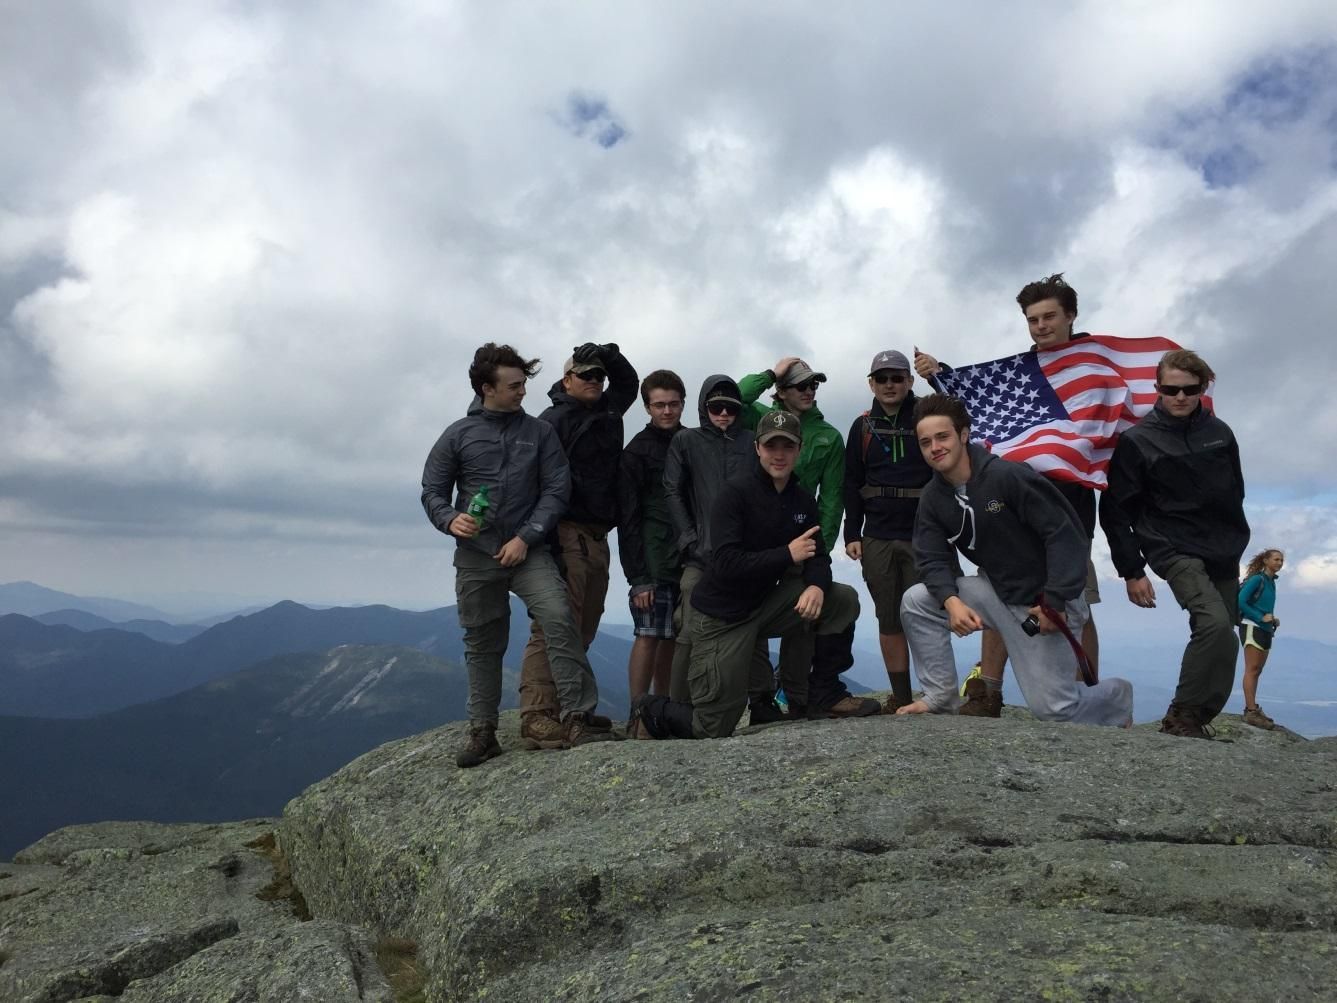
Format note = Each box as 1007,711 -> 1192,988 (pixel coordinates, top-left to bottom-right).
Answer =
663,375 -> 757,568
914,443 -> 1087,611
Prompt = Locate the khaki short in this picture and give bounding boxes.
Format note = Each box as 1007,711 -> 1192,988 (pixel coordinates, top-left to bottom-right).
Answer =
1084,556 -> 1101,605
860,537 -> 919,634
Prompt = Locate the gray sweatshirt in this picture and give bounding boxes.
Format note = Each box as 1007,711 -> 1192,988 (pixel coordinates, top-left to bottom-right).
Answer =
913,444 -> 1087,611
421,402 -> 570,559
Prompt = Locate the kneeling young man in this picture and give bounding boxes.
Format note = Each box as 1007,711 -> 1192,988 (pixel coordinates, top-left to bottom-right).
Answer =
632,411 -> 874,740
898,395 -> 1132,726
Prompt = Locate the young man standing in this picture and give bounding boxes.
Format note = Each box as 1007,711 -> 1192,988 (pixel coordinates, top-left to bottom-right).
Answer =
914,274 -> 1103,716
618,370 -> 687,712
421,343 -> 612,767
631,411 -> 869,740
738,357 -> 871,717
662,375 -> 759,702
898,395 -> 1133,726
1100,350 -> 1249,739
843,349 -> 931,713
517,342 -> 637,748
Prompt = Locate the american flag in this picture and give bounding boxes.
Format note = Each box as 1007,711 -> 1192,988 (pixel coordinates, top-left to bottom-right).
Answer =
931,334 -> 1208,490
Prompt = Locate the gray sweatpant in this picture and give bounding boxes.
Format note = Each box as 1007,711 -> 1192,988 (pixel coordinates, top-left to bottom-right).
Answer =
901,573 -> 1132,726
454,547 -> 599,727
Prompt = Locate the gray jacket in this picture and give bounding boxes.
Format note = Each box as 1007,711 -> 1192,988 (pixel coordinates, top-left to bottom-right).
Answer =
663,375 -> 756,568
421,401 -> 570,559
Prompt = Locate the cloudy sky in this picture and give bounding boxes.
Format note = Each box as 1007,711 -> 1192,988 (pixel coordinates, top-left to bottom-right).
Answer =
4,1 -> 1337,633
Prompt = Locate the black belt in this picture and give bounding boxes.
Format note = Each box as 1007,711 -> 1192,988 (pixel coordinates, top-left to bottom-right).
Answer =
859,486 -> 923,500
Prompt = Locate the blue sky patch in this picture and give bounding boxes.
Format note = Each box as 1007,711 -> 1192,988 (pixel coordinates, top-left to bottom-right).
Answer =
559,92 -> 628,149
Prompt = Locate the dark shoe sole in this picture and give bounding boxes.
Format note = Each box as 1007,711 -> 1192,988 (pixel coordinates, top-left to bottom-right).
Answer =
457,745 -> 503,768
521,737 -> 569,751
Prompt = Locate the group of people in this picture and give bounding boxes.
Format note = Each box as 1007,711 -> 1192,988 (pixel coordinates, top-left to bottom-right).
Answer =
422,273 -> 1279,767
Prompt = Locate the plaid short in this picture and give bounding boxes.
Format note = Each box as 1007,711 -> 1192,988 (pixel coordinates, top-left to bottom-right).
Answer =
630,583 -> 681,639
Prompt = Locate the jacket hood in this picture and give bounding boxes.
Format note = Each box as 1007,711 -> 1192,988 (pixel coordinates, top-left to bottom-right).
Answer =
695,374 -> 744,427
466,395 -> 525,421
1146,399 -> 1212,428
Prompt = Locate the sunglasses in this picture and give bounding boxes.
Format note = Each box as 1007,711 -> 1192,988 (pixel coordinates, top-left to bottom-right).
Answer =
787,379 -> 820,394
871,372 -> 909,385
571,368 -> 607,383
706,401 -> 741,416
1156,382 -> 1204,397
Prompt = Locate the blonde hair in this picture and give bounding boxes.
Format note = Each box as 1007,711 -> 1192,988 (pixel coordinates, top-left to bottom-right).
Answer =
1243,549 -> 1283,579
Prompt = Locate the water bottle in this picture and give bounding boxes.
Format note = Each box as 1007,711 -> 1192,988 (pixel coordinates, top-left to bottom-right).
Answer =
466,485 -> 491,536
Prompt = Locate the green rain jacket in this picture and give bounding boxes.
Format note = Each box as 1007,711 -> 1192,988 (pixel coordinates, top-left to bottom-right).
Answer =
737,370 -> 844,554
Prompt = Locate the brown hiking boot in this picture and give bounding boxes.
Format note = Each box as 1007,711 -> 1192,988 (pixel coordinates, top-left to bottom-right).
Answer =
456,725 -> 502,768
1243,705 -> 1276,730
1159,703 -> 1212,739
883,693 -> 914,715
520,712 -> 568,750
823,695 -> 882,718
958,677 -> 1003,718
564,712 -> 617,747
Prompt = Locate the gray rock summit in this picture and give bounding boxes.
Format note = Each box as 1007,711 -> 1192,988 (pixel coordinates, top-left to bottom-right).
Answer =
4,710 -> 1336,1001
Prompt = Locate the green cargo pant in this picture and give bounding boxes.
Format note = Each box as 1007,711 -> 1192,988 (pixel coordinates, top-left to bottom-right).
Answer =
454,546 -> 599,727
670,563 -> 772,702
689,577 -> 860,739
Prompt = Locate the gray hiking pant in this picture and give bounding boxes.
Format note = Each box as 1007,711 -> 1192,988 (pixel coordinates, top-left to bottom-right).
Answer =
1162,555 -> 1239,722
901,573 -> 1132,726
689,578 -> 860,739
454,547 -> 599,727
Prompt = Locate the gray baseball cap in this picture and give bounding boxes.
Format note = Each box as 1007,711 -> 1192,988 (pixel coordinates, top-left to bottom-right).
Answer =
868,349 -> 911,375
756,410 -> 803,444
779,359 -> 827,388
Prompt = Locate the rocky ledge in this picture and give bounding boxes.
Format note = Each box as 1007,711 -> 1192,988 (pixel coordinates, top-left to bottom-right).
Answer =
4,711 -> 1336,1001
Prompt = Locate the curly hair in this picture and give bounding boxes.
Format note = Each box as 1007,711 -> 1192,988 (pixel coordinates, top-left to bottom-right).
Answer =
469,343 -> 541,397
1243,549 -> 1284,579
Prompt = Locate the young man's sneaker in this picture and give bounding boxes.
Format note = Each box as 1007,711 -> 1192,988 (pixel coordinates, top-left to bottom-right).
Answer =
958,677 -> 1002,718
564,712 -> 617,747
520,712 -> 568,750
1159,703 -> 1212,739
1243,705 -> 1276,730
456,725 -> 503,768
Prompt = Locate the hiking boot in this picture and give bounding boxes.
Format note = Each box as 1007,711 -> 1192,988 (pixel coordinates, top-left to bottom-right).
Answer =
564,712 -> 617,747
520,712 -> 568,750
815,695 -> 881,719
747,697 -> 788,725
1243,705 -> 1276,731
1159,703 -> 1212,739
958,677 -> 1003,718
456,725 -> 502,768
586,712 -> 614,731
883,692 -> 914,715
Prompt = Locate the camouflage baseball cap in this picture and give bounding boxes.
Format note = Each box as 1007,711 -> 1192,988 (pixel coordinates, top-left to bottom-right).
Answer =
756,410 -> 802,444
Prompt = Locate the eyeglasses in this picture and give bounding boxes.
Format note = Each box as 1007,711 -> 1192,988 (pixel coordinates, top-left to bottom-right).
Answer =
787,380 -> 820,394
570,368 -> 607,383
706,401 -> 741,416
871,372 -> 909,385
648,400 -> 683,412
1156,382 -> 1204,397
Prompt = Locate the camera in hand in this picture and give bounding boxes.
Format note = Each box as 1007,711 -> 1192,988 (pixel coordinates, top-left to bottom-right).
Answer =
1021,614 -> 1041,637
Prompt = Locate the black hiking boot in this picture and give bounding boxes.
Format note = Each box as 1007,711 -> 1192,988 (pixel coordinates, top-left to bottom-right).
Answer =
456,725 -> 503,768
747,696 -> 789,725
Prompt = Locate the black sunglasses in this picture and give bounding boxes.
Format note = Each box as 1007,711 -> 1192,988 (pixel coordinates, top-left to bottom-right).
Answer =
706,400 -> 741,416
572,368 -> 607,383
1156,382 -> 1204,397
787,379 -> 820,394
871,372 -> 909,385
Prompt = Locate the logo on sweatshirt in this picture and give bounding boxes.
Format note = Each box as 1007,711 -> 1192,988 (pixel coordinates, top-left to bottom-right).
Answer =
986,499 -> 1004,514
794,513 -> 808,524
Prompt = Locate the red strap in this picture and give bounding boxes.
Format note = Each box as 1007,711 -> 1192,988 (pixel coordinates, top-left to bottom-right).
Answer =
1038,597 -> 1098,687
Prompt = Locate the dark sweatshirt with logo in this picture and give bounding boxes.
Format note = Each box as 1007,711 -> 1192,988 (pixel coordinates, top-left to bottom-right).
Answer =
691,463 -> 829,623
914,444 -> 1087,611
